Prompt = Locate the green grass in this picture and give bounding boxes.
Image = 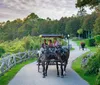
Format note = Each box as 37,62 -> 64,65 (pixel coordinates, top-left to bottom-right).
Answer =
75,40 -> 98,52
72,53 -> 96,85
71,47 -> 75,51
0,58 -> 36,85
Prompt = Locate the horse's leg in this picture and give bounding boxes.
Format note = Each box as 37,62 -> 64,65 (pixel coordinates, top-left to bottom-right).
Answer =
42,61 -> 46,78
38,59 -> 41,72
38,61 -> 40,72
82,45 -> 84,50
60,62 -> 64,78
56,61 -> 59,77
45,61 -> 49,76
64,61 -> 67,76
82,47 -> 84,50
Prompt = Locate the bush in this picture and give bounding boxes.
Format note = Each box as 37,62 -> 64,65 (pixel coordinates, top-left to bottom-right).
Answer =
94,35 -> 100,46
85,48 -> 100,75
86,38 -> 95,47
23,36 -> 32,50
0,46 -> 5,57
22,36 -> 40,50
0,36 -> 40,54
96,73 -> 100,85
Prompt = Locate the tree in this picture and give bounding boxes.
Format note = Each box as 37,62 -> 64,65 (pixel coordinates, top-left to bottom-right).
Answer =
81,13 -> 97,38
77,8 -> 87,16
77,28 -> 83,38
0,11 -> 99,41
76,0 -> 100,8
93,17 -> 100,35
95,4 -> 100,16
65,17 -> 81,36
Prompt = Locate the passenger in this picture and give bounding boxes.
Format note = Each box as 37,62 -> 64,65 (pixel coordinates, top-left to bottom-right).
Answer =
80,42 -> 85,50
53,38 -> 60,47
48,39 -> 53,47
41,39 -> 47,48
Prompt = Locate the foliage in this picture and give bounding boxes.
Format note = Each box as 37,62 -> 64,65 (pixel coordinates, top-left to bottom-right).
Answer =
0,46 -> 5,57
77,8 -> 87,16
96,73 -> 100,85
94,35 -> 100,45
0,11 -> 100,41
77,28 -> 83,35
81,13 -> 97,38
0,36 -> 40,54
0,35 -> 68,55
65,17 -> 81,37
61,40 -> 67,46
76,0 -> 100,8
85,48 -> 100,75
93,17 -> 100,35
86,38 -> 95,46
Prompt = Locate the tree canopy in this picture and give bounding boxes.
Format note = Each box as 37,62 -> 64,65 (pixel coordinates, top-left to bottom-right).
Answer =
0,11 -> 99,41
76,0 -> 100,8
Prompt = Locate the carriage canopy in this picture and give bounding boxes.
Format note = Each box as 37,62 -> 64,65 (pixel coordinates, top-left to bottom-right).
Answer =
39,34 -> 64,38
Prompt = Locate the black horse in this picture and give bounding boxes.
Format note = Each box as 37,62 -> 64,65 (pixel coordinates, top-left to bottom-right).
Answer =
38,46 -> 60,78
38,45 -> 70,78
55,46 -> 70,77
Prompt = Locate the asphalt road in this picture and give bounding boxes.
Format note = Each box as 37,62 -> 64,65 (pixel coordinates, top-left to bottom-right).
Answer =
8,41 -> 89,85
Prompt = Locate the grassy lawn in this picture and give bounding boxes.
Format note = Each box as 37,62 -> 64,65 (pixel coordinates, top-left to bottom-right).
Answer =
72,40 -> 98,85
75,40 -> 98,52
71,47 -> 75,51
0,58 -> 36,85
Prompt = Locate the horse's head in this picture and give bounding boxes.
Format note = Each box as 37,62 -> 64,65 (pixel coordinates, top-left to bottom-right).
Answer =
54,46 -> 63,61
55,46 -> 70,61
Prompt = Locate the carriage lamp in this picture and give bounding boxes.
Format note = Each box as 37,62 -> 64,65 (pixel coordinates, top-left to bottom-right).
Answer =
67,34 -> 70,49
68,34 -> 69,38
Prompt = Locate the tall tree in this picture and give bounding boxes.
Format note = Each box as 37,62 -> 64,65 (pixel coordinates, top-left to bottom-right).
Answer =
77,8 -> 87,16
81,13 -> 97,38
65,17 -> 81,36
76,0 -> 100,8
93,16 -> 100,35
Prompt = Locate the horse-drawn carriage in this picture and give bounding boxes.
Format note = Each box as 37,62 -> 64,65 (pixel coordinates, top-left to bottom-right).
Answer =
37,34 -> 70,78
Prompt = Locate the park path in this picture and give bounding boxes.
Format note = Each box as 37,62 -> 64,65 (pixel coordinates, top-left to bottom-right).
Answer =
8,41 -> 89,85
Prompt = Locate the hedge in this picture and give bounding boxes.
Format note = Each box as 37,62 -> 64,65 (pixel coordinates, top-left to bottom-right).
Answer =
94,35 -> 100,45
86,38 -> 95,47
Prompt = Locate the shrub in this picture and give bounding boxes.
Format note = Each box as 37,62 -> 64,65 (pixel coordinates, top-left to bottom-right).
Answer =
8,43 -> 25,53
86,38 -> 95,46
94,35 -> 100,46
96,73 -> 100,85
0,36 -> 40,54
23,36 -> 32,50
0,46 -> 5,57
61,40 -> 67,46
85,48 -> 100,75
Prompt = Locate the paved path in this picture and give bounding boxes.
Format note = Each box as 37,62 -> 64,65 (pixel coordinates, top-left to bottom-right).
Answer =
8,41 -> 89,85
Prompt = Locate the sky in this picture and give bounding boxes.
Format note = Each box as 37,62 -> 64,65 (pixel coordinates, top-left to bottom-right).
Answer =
0,0 -> 93,22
